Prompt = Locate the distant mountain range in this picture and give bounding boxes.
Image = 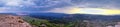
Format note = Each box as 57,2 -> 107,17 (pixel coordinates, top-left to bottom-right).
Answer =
24,13 -> 120,22
0,13 -> 120,21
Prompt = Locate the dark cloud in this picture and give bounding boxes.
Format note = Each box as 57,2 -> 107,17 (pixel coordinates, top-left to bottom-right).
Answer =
0,0 -> 120,13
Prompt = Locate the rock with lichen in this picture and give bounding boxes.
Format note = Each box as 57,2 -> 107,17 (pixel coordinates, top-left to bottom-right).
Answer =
0,15 -> 31,27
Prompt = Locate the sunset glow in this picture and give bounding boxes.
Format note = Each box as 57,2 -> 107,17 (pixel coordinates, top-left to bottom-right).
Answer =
69,8 -> 120,15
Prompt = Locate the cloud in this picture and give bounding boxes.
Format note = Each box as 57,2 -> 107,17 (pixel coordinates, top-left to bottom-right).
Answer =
45,6 -> 79,13
0,0 -> 36,12
0,0 -> 71,11
46,7 -> 120,15
67,0 -> 120,9
0,0 -> 120,13
45,7 -> 70,13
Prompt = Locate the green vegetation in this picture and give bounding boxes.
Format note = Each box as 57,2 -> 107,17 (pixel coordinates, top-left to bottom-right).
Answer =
21,16 -> 118,27
22,16 -> 75,27
22,16 -> 118,27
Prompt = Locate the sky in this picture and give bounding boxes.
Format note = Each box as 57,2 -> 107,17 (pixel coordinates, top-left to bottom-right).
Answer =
0,0 -> 120,15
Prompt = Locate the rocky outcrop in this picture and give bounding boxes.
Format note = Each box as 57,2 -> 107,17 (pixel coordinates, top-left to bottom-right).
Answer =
0,15 -> 31,27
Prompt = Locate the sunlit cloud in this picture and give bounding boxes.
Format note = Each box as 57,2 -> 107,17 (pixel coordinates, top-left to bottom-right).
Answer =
0,0 -> 120,15
47,7 -> 120,15
69,8 -> 120,15
44,0 -> 120,15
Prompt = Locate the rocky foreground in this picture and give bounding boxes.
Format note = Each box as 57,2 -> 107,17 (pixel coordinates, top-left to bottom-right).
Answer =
0,14 -> 31,27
